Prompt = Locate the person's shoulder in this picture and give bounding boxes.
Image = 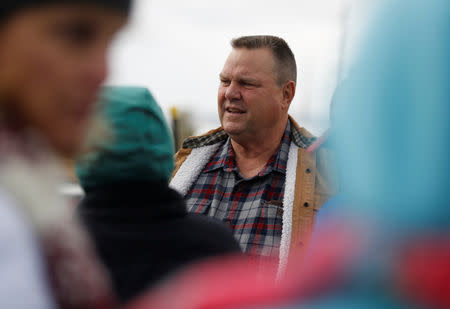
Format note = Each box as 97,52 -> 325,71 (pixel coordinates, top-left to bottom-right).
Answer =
172,127 -> 228,177
0,188 -> 56,308
182,214 -> 241,251
0,188 -> 32,235
178,127 -> 227,150
289,119 -> 338,200
288,116 -> 317,149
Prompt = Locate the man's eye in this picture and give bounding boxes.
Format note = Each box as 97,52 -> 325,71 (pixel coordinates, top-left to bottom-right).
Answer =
221,80 -> 230,85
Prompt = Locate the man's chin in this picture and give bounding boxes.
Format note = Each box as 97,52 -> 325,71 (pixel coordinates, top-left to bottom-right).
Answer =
222,124 -> 245,137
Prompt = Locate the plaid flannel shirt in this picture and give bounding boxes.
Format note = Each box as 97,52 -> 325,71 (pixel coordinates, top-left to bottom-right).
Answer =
185,121 -> 292,258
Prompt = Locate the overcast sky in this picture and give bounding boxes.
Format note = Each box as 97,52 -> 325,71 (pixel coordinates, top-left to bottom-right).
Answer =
106,0 -> 368,135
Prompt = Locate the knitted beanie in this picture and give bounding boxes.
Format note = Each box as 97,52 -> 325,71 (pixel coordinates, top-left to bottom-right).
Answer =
0,0 -> 132,20
75,86 -> 175,191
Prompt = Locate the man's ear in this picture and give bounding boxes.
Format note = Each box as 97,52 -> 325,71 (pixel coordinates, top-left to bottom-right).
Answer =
282,80 -> 296,110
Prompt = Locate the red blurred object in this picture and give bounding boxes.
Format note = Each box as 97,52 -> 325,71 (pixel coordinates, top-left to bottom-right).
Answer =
124,221 -> 362,309
395,236 -> 450,309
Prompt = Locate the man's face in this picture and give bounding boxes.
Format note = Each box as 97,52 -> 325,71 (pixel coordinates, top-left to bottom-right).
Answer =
0,5 -> 126,155
218,48 -> 288,142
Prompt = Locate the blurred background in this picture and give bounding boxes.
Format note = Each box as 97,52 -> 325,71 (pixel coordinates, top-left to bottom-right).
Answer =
62,0 -> 375,196
105,0 -> 374,141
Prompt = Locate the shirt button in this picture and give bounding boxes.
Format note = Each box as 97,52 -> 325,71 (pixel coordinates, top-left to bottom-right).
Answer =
303,202 -> 309,208
277,209 -> 284,216
306,168 -> 311,174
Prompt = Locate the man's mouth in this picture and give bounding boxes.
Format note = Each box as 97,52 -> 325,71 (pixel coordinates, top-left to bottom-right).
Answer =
226,107 -> 245,114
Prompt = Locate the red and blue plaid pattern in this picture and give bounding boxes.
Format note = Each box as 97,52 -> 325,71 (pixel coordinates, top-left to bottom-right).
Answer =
185,122 -> 292,259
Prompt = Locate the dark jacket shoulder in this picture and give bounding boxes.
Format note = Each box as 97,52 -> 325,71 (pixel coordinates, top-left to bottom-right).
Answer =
77,181 -> 240,303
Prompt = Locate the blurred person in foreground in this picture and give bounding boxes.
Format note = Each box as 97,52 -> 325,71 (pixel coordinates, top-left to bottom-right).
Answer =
0,1 -> 131,308
170,35 -> 336,276
125,1 -> 450,308
75,86 -> 241,304
289,0 -> 450,307
303,0 -> 450,307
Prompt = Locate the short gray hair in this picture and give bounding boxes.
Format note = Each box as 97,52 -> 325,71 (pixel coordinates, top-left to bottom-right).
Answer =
231,35 -> 297,86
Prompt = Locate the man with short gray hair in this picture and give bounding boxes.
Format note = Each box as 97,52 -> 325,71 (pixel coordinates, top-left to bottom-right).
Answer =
170,35 -> 334,273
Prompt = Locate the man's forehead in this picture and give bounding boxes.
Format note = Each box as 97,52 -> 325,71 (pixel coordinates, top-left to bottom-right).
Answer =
221,48 -> 275,77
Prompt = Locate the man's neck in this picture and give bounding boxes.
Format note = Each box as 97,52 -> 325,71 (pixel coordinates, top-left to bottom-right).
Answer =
230,119 -> 288,179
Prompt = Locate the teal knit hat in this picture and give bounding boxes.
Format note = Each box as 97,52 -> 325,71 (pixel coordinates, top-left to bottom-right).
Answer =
75,86 -> 174,191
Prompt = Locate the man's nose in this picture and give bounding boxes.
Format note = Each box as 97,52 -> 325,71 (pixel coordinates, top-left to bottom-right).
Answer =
224,81 -> 241,101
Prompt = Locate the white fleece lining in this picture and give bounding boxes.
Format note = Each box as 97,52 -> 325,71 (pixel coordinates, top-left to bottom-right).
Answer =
169,144 -> 221,196
277,142 -> 298,280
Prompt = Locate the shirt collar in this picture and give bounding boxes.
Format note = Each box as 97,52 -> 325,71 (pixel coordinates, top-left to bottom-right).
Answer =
204,120 -> 292,176
203,137 -> 235,173
262,120 -> 291,176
